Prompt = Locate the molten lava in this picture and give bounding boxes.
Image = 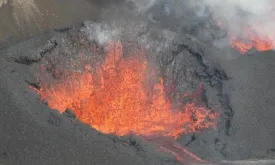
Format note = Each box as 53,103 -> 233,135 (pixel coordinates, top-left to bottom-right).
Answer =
216,18 -> 275,54
35,41 -> 218,139
230,28 -> 275,54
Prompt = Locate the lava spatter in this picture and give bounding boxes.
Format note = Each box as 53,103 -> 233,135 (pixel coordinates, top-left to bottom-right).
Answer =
35,41 -> 218,139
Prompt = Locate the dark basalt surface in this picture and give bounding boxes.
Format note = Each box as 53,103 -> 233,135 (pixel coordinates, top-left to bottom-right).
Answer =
0,1 -> 275,165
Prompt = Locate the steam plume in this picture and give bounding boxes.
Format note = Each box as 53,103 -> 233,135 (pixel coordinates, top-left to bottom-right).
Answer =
129,0 -> 275,50
196,0 -> 275,35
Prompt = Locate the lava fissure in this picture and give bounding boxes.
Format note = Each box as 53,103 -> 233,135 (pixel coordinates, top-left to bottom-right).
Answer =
35,40 -> 218,144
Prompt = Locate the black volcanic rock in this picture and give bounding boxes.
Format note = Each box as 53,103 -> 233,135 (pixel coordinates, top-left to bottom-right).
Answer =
63,108 -> 76,119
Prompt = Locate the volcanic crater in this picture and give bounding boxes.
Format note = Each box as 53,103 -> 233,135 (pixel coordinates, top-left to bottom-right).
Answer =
0,1 -> 275,165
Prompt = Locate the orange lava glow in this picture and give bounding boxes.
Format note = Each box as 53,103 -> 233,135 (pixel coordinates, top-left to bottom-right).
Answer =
215,16 -> 275,54
230,29 -> 275,54
35,41 -> 218,139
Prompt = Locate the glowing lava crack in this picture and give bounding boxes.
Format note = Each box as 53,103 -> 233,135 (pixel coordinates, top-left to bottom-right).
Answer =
217,18 -> 275,54
34,41 -> 219,139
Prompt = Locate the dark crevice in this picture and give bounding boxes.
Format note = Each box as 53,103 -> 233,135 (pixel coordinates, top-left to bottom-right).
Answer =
214,137 -> 219,144
14,56 -> 41,65
185,134 -> 196,147
40,40 -> 58,57
224,119 -> 232,136
220,94 -> 234,117
220,93 -> 234,136
129,136 -> 137,146
13,40 -> 58,66
181,43 -> 228,81
54,27 -> 73,33
63,108 -> 76,119
25,80 -> 40,90
201,87 -> 209,108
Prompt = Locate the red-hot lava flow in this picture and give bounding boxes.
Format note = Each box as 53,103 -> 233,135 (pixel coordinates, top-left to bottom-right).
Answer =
216,18 -> 275,54
34,41 -> 218,141
230,28 -> 275,54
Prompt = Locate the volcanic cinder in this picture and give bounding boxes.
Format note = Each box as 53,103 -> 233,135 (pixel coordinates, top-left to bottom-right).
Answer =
0,1 -> 275,165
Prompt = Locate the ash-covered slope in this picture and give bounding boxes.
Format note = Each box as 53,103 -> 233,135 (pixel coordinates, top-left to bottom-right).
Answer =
221,51 -> 275,160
